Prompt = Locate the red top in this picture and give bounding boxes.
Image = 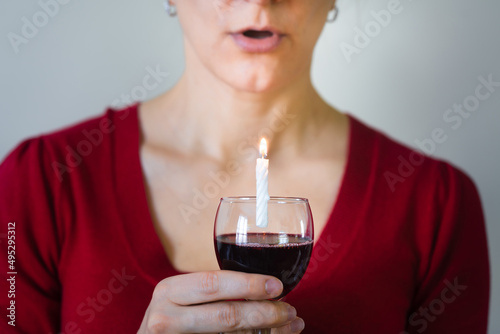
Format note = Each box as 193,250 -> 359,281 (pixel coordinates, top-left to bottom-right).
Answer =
0,104 -> 489,333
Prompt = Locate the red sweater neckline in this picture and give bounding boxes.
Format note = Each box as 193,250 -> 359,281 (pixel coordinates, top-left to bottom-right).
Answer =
112,103 -> 359,283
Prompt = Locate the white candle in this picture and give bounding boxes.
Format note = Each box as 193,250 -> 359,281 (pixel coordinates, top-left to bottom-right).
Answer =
256,138 -> 270,228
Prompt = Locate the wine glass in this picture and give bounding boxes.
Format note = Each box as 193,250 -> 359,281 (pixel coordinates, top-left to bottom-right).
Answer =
214,197 -> 314,334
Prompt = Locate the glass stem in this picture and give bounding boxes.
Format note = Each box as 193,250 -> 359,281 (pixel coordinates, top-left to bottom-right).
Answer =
253,329 -> 271,334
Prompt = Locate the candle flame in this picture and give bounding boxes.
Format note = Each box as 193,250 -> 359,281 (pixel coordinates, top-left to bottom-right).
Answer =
259,138 -> 268,158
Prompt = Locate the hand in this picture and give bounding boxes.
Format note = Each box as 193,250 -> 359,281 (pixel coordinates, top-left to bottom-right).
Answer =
137,270 -> 305,333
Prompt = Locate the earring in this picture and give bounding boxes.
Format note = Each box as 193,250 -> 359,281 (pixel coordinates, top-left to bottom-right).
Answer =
327,6 -> 339,23
164,0 -> 177,17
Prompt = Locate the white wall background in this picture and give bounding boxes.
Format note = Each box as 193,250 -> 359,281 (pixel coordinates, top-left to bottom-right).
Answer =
1,0 -> 498,332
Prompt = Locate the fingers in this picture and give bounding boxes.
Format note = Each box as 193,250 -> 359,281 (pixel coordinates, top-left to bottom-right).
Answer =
161,271 -> 283,305
144,272 -> 300,334
276,317 -> 306,334
182,300 -> 298,333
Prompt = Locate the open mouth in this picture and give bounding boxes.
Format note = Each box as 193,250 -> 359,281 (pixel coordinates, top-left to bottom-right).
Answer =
242,30 -> 274,39
231,27 -> 284,53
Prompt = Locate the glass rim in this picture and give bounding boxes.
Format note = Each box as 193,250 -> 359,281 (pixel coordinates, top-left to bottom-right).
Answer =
220,196 -> 309,204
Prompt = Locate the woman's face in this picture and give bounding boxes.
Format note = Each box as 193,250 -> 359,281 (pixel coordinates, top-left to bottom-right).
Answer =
175,0 -> 334,93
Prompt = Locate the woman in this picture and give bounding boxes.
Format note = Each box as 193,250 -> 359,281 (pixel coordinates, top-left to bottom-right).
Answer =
0,0 -> 489,333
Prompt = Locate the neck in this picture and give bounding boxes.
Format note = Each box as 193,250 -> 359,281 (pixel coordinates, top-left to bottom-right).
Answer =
146,51 -> 334,162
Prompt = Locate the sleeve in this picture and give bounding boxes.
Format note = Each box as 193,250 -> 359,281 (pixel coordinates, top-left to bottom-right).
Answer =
405,164 -> 490,333
0,138 -> 62,333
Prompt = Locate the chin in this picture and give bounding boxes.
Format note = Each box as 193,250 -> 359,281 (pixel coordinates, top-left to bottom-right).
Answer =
218,59 -> 291,94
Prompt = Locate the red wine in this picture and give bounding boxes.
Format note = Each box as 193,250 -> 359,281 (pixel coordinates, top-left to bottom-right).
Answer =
215,233 -> 313,299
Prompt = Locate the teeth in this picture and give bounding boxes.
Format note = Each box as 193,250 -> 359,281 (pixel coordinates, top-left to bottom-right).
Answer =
243,30 -> 273,39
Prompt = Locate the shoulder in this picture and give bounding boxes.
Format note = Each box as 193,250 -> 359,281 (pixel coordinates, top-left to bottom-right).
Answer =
347,115 -> 478,199
1,104 -> 138,184
350,117 -> 483,222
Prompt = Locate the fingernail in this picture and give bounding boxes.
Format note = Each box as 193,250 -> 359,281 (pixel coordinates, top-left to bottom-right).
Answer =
290,318 -> 305,332
287,305 -> 297,320
265,279 -> 282,296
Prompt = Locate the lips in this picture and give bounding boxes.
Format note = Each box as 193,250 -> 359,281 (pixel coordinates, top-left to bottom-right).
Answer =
231,27 -> 284,53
